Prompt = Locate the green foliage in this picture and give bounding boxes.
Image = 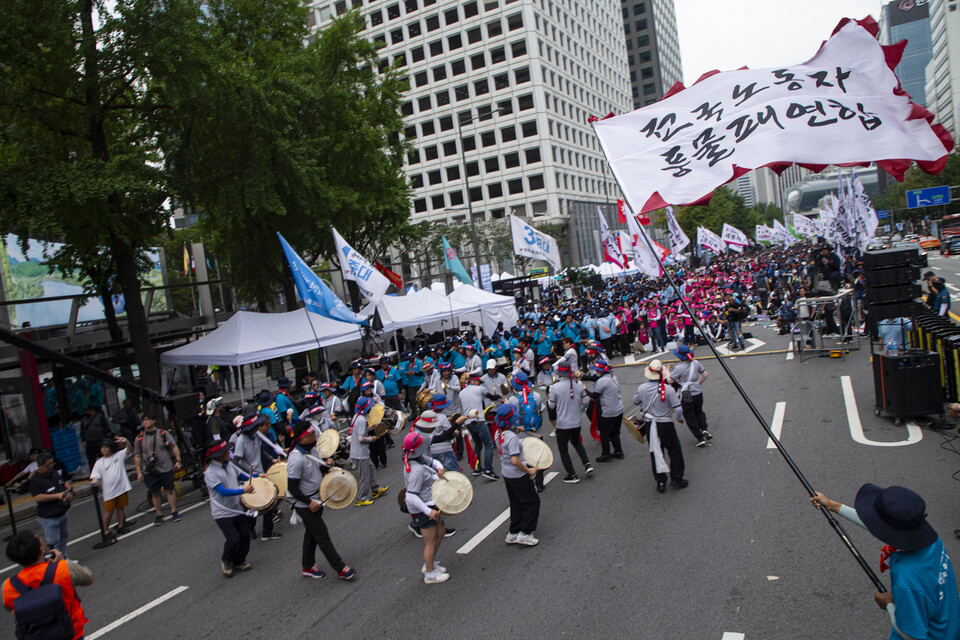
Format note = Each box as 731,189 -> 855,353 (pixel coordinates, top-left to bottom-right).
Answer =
660,186 -> 783,240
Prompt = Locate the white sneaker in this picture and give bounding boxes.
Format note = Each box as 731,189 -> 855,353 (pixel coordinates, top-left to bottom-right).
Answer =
516,532 -> 539,546
424,569 -> 450,584
505,532 -> 519,544
421,561 -> 447,574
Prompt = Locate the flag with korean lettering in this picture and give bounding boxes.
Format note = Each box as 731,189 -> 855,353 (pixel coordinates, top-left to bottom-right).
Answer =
510,214 -> 562,270
597,207 -> 626,268
755,225 -> 773,243
721,223 -> 749,248
792,214 -> 818,238
592,18 -> 952,215
665,206 -> 690,255
851,174 -> 879,251
697,226 -> 726,253
626,213 -> 661,278
332,227 -> 391,311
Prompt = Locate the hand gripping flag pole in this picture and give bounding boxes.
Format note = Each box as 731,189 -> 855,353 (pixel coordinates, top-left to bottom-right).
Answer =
590,126 -> 885,594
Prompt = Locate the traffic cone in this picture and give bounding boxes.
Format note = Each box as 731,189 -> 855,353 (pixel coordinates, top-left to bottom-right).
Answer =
947,245 -> 951,258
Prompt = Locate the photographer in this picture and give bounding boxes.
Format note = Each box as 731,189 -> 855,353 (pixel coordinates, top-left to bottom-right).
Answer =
29,452 -> 74,556
134,414 -> 183,526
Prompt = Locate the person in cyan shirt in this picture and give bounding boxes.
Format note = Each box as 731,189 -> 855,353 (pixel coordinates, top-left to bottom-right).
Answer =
811,484 -> 960,640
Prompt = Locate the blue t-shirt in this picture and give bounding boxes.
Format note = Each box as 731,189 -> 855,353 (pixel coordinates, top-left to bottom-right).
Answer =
888,538 -> 960,640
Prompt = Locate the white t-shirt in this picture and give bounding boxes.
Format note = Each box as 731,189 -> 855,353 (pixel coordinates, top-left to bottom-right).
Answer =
90,449 -> 132,501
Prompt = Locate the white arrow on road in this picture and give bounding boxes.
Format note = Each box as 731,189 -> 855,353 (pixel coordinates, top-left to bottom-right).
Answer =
840,376 -> 922,447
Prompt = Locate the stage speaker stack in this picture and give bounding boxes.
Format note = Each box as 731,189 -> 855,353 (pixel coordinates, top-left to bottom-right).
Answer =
862,245 -> 925,330
872,351 -> 942,420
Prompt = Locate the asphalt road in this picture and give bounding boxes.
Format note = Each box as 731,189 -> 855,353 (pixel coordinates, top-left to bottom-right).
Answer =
3,303 -> 960,639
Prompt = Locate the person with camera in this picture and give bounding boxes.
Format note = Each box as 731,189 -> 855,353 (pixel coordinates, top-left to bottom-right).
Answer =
133,414 -> 183,526
3,531 -> 94,639
29,452 -> 75,557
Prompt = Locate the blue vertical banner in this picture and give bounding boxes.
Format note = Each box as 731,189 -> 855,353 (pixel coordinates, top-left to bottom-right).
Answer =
277,233 -> 365,324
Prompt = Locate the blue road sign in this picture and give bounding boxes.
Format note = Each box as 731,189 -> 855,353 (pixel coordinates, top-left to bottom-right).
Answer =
876,209 -> 890,219
906,185 -> 950,209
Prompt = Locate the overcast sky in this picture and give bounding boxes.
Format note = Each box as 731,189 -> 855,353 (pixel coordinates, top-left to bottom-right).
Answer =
675,0 -> 887,83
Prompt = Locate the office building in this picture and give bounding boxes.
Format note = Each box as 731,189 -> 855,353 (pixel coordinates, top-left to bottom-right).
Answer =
622,0 -> 683,110
307,0 -> 633,248
925,0 -> 960,139
879,0 -> 933,107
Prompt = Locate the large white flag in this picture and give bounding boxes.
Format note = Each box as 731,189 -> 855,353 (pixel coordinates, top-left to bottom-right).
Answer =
755,224 -> 773,242
793,214 -> 818,238
772,219 -> 790,245
851,175 -> 879,251
721,223 -> 749,248
332,227 -> 391,311
626,212 -> 662,277
597,207 -> 627,268
697,226 -> 726,253
665,206 -> 690,255
592,18 -> 952,214
510,214 -> 561,270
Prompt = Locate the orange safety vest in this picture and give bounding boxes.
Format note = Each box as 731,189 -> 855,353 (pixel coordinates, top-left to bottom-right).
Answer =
2,560 -> 87,639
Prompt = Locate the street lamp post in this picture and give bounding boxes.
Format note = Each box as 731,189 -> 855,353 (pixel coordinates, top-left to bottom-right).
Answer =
455,107 -> 508,280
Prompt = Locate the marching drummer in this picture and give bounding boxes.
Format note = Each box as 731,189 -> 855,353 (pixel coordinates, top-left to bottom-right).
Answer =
462,344 -> 483,377
632,359 -> 688,493
583,359 -> 624,463
203,440 -> 256,578
319,383 -> 344,421
437,362 -> 460,408
505,372 -> 546,492
401,431 -> 449,584
419,360 -> 441,396
481,359 -> 509,408
350,396 -> 387,507
233,414 -> 282,541
361,381 -> 389,469
536,357 -> 558,431
287,422 -> 357,580
494,404 -> 540,546
459,373 -> 500,481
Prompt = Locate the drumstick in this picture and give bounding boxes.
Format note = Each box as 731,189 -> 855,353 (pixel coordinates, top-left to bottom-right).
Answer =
257,431 -> 287,458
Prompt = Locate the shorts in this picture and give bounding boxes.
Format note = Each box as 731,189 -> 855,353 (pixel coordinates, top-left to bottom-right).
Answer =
410,505 -> 440,530
144,470 -> 175,495
103,492 -> 129,511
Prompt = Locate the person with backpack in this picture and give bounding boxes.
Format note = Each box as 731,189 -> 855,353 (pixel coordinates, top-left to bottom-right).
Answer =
133,414 -> 183,526
3,531 -> 93,640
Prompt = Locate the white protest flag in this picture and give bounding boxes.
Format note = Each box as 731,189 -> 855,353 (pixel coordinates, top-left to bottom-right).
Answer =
852,174 -> 879,251
664,205 -> 691,255
697,226 -> 726,254
510,214 -> 562,270
332,227 -> 391,312
793,214 -> 818,238
592,18 -> 952,215
626,212 -> 662,277
755,224 -> 773,242
597,207 -> 627,268
721,223 -> 749,248
831,190 -> 857,249
819,207 -> 837,245
772,219 -> 788,243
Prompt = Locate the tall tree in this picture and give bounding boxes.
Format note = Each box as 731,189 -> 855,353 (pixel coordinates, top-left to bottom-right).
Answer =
0,0 -> 209,391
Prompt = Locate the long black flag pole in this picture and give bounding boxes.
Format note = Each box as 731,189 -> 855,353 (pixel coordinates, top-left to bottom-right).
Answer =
589,123 -> 884,593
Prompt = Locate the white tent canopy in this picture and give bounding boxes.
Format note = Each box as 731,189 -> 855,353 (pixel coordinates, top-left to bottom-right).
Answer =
375,288 -> 476,333
159,310 -> 362,366
448,285 -> 519,335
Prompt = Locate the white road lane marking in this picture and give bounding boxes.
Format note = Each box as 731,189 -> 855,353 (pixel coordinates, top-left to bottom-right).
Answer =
623,354 -> 637,365
638,349 -> 666,362
840,376 -> 922,447
455,471 -> 558,555
767,402 -> 786,450
86,585 -> 189,640
947,283 -> 960,292
722,633 -> 745,640
0,499 -> 209,576
786,341 -> 794,361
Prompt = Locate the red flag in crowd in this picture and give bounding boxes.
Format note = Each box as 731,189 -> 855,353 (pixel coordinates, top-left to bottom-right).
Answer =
375,261 -> 403,289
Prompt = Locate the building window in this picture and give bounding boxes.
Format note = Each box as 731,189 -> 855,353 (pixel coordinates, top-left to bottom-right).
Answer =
421,120 -> 436,136
485,0 -> 499,10
474,79 -> 490,95
487,183 -> 504,198
487,19 -> 503,37
528,174 -> 544,190
433,65 -> 447,81
508,178 -> 524,194
411,46 -> 425,62
408,21 -> 422,37
521,120 -> 537,137
524,147 -> 541,163
490,47 -> 506,63
446,166 -> 461,180
464,1 -> 479,18
448,33 -> 463,49
410,174 -> 423,187
449,191 -> 464,206
426,14 -> 440,30
500,125 -> 517,142
465,161 -> 480,176
633,2 -> 645,14
428,170 -> 442,185
439,115 -> 454,131
424,145 -> 438,160
467,27 -> 482,44
642,66 -> 653,79
504,152 -> 520,168
469,186 -> 483,202
511,40 -> 527,57
436,89 -> 450,106
414,71 -> 429,86
639,50 -> 652,63
418,96 -> 432,111
635,18 -> 647,30
485,156 -> 500,172
477,104 -> 494,121
514,67 -> 530,84
391,28 -> 404,43
407,149 -> 420,164
462,134 -> 476,151
481,130 -> 497,146
404,125 -> 417,138
643,82 -> 656,95
401,101 -> 414,116
517,93 -> 534,110
405,0 -> 418,12
444,7 -> 459,25
394,52 -> 407,66
431,194 -> 445,209
506,12 -> 523,30
455,84 -> 470,101
414,198 -> 427,213
637,34 -> 649,47
471,53 -> 486,70
429,39 -> 444,56
497,99 -> 513,114
442,140 -> 458,155
451,59 -> 466,75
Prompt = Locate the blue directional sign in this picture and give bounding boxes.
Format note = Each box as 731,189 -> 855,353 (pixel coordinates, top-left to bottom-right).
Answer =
876,209 -> 890,219
906,185 -> 950,209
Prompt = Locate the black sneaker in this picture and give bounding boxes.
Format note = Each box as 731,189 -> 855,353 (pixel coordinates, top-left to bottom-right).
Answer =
535,484 -> 545,493
562,474 -> 580,484
408,523 -> 423,538
611,452 -> 624,459
702,430 -> 713,440
443,528 -> 457,538
657,482 -> 666,493
584,463 -> 594,474
482,470 -> 499,481
472,466 -> 483,477
595,454 -> 613,463
261,532 -> 283,541
670,478 -> 689,489
695,439 -> 707,448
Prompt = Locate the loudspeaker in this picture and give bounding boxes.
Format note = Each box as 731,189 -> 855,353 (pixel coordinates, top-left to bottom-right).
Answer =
865,283 -> 921,304
863,246 -> 927,269
869,300 -> 918,324
165,392 -> 201,420
872,351 -> 941,417
863,266 -> 920,286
